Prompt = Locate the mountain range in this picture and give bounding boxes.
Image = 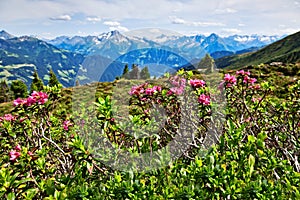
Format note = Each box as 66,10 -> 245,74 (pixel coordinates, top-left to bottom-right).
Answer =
0,29 -> 290,87
47,30 -> 283,61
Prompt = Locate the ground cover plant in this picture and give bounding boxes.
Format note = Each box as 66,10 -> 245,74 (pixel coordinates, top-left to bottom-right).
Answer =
0,65 -> 300,199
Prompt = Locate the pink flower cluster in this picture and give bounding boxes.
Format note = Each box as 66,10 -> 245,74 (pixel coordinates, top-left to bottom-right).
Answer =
9,144 -> 22,161
220,70 -> 259,90
13,91 -> 48,107
198,94 -> 210,105
243,76 -> 257,84
145,86 -> 162,95
63,120 -> 73,131
252,97 -> 262,103
0,114 -> 16,122
169,76 -> 186,95
219,74 -> 237,89
236,70 -> 250,76
189,79 -> 206,88
129,83 -> 162,96
249,84 -> 261,90
129,83 -> 147,96
224,74 -> 237,86
236,69 -> 257,85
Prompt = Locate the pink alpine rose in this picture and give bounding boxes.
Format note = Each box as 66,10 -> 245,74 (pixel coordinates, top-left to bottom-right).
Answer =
13,98 -> 26,106
243,76 -> 257,84
236,70 -> 250,76
224,74 -> 237,86
189,79 -> 206,88
63,120 -> 72,131
145,88 -> 154,95
198,94 -> 210,105
4,114 -> 15,121
9,150 -> 21,161
15,144 -> 21,151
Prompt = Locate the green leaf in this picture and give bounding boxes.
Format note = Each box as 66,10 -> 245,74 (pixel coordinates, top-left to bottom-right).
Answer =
115,173 -> 122,183
248,154 -> 255,177
247,135 -> 256,144
7,192 -> 15,200
257,132 -> 267,141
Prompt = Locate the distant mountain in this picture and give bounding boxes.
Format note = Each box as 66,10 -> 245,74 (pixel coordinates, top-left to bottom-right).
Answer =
0,30 -> 14,40
215,31 -> 300,69
0,36 -> 84,87
49,30 -> 162,58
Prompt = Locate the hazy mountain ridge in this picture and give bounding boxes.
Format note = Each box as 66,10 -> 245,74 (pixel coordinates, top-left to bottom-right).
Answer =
48,30 -> 283,61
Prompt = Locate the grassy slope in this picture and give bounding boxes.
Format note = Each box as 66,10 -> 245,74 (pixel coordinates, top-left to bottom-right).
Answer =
1,63 -> 299,115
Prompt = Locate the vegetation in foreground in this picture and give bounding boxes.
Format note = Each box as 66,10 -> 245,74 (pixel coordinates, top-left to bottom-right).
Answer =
0,64 -> 300,199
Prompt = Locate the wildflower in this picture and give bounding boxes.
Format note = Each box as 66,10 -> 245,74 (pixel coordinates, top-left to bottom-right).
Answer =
145,88 -> 154,95
129,85 -> 146,96
236,70 -> 250,76
169,76 -> 186,95
167,90 -> 173,96
170,76 -> 186,88
243,76 -> 257,84
189,79 -> 206,88
252,97 -> 262,103
13,98 -> 25,106
25,96 -> 36,106
218,81 -> 225,91
19,117 -> 26,123
15,144 -> 21,151
31,91 -> 48,104
170,86 -> 185,95
9,150 -> 21,161
170,75 -> 181,87
153,86 -> 162,92
224,74 -> 237,86
3,114 -> 15,121
198,94 -> 210,105
245,117 -> 251,123
63,120 -> 72,131
249,84 -> 261,90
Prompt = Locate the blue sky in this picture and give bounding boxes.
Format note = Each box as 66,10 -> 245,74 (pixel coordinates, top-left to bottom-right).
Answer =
0,0 -> 300,38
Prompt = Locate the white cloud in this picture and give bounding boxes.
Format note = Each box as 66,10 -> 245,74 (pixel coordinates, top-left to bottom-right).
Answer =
86,17 -> 102,23
214,8 -> 237,14
169,16 -> 225,27
279,28 -> 300,35
109,26 -> 129,32
103,21 -> 121,26
169,16 -> 186,24
50,14 -> 72,21
103,20 -> 129,32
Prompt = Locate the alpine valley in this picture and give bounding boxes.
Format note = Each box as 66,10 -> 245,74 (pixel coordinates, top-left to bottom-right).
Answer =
0,29 -> 288,87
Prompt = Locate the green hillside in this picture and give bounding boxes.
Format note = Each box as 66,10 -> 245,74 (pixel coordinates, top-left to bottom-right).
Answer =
216,31 -> 300,69
0,37 -> 84,87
